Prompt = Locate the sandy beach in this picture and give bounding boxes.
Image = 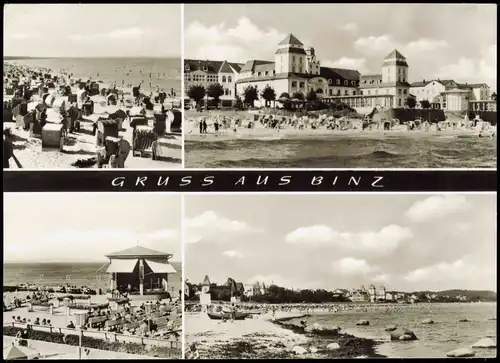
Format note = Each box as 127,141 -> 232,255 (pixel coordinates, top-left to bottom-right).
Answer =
3,61 -> 182,169
185,310 -> 382,359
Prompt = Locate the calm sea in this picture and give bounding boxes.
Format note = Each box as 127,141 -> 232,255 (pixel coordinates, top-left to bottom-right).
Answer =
3,262 -> 182,295
300,303 -> 496,358
185,135 -> 496,168
5,57 -> 181,94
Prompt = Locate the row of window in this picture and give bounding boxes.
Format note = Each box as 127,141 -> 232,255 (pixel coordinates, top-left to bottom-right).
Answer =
184,74 -> 220,83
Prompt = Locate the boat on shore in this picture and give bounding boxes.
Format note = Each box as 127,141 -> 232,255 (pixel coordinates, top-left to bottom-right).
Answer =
207,311 -> 249,321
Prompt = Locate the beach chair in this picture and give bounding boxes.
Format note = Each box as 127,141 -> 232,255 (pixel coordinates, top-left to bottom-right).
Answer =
132,125 -> 157,158
41,123 -> 66,151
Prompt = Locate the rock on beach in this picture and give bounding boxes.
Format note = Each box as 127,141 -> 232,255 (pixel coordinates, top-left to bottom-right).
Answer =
446,348 -> 475,357
390,328 -> 418,342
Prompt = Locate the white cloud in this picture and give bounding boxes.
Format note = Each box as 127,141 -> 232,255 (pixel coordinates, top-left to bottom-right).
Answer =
354,35 -> 395,53
340,23 -> 358,33
185,210 -> 261,244
222,250 -> 245,259
285,224 -> 412,255
405,38 -> 448,53
406,195 -> 472,223
373,273 -> 391,284
332,258 -> 377,276
452,222 -> 472,235
404,259 -> 491,287
323,57 -> 367,72
68,27 -> 151,42
185,17 -> 287,61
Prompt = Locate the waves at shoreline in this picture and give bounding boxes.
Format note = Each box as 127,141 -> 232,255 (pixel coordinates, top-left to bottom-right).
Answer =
185,135 -> 496,168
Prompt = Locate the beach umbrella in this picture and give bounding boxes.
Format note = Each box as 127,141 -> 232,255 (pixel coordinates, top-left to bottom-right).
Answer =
4,345 -> 40,360
277,97 -> 290,103
291,98 -> 301,103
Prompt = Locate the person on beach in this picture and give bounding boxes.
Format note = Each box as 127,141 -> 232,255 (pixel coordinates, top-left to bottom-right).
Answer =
3,128 -> 21,169
199,119 -> 203,134
202,119 -> 208,134
186,343 -> 200,359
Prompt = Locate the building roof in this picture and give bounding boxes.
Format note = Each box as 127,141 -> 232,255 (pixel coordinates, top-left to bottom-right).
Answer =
184,59 -> 244,74
105,246 -> 172,259
410,79 -> 454,87
202,275 -> 211,286
385,49 -> 406,60
240,60 -> 275,73
278,33 -> 303,46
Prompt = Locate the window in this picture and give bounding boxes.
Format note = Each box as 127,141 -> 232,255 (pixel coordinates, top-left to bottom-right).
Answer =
329,89 -> 332,96
222,76 -> 226,83
224,88 -> 229,96
265,71 -> 269,76
299,57 -> 302,63
375,89 -> 378,95
367,90 -> 371,95
228,76 -> 232,83
299,82 -> 304,88
398,98 -> 402,106
337,90 -> 341,96
328,79 -> 332,85
258,72 -> 261,77
344,80 -> 348,85
336,80 -> 340,85
273,70 -> 276,75
352,90 -> 356,95
292,66 -> 296,73
184,64 -> 190,71
292,81 -> 297,88
344,90 -> 348,95
403,89 -> 407,95
398,89 -> 402,95
360,90 -> 363,95
351,81 -> 356,86
293,56 -> 296,62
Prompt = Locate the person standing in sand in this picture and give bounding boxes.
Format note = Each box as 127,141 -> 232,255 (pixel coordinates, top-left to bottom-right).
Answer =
202,119 -> 208,134
3,128 -> 21,169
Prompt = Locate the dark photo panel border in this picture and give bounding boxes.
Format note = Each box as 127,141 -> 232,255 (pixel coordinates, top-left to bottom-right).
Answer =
3,170 -> 497,192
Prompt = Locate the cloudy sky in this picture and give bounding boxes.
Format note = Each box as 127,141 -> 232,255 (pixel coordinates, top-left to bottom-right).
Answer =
4,193 -> 181,262
185,194 -> 496,292
3,4 -> 180,57
185,4 -> 497,90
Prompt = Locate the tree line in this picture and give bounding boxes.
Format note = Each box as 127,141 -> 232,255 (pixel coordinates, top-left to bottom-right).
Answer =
187,83 -> 322,110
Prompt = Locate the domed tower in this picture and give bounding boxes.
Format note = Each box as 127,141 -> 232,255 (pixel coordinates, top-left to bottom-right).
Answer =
306,46 -> 320,75
274,33 -> 307,74
368,284 -> 376,302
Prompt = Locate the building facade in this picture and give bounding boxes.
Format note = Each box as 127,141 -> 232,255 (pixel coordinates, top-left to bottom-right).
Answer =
235,34 -> 360,106
105,246 -> 177,296
357,49 -> 411,109
184,59 -> 244,106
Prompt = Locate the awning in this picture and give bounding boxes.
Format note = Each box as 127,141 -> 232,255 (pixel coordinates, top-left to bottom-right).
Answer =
145,260 -> 177,274
106,259 -> 138,273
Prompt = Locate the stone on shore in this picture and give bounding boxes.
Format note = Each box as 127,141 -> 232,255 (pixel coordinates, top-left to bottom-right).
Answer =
292,346 -> 307,355
309,346 -> 318,353
384,325 -> 398,332
472,337 -> 496,348
390,328 -> 418,341
305,322 -> 340,334
458,319 -> 470,322
446,348 -> 475,357
326,342 -> 341,351
421,318 -> 435,324
356,320 -> 369,326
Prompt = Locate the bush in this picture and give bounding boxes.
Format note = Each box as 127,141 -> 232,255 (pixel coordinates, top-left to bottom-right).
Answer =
3,326 -> 180,358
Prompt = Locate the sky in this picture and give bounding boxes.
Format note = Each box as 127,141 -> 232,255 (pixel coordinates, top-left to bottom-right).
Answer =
4,193 -> 181,263
3,4 -> 181,58
185,4 -> 497,90
185,194 -> 496,292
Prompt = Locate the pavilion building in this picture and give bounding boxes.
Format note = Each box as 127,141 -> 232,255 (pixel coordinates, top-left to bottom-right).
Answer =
105,246 -> 177,296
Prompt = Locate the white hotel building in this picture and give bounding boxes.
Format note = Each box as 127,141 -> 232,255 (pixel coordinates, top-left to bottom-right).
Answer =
184,34 -> 494,112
